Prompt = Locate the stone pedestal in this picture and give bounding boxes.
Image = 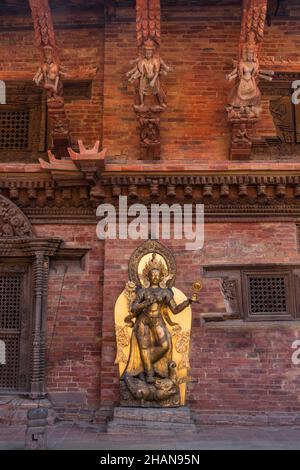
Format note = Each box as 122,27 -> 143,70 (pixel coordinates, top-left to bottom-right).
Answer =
107,406 -> 197,435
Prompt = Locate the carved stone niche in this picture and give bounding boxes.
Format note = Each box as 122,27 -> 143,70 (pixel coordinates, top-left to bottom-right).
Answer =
0,194 -> 61,399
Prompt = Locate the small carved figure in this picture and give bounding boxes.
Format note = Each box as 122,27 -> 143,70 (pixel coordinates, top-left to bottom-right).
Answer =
33,46 -> 63,100
226,43 -> 273,119
127,39 -> 170,111
140,117 -> 160,147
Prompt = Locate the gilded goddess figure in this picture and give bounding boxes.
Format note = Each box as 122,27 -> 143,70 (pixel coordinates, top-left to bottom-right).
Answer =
114,243 -> 200,408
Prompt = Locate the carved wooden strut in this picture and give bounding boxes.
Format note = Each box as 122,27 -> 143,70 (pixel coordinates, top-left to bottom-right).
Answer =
127,0 -> 170,160
29,0 -> 71,158
226,0 -> 273,160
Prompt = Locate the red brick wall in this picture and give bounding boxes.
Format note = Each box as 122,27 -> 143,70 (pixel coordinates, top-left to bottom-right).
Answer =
35,224 -> 104,419
103,2 -> 241,160
102,1 -> 300,160
27,219 -> 300,423
2,2 -> 300,160
0,7 -> 104,150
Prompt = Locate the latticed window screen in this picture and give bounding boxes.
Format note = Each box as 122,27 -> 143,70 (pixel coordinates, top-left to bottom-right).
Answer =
248,276 -> 287,315
0,273 -> 23,390
0,274 -> 21,329
0,110 -> 30,150
0,335 -> 19,389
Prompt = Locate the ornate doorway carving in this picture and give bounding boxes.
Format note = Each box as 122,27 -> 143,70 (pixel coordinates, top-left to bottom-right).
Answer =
0,194 -> 61,398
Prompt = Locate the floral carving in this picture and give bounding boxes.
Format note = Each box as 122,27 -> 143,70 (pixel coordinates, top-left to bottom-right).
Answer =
0,196 -> 33,238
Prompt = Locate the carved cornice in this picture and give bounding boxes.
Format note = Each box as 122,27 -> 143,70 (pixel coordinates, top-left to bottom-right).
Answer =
3,171 -> 300,221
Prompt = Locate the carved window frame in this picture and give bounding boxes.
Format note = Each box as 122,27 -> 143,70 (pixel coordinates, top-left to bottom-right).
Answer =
0,82 -> 47,162
203,264 -> 300,323
0,260 -> 33,394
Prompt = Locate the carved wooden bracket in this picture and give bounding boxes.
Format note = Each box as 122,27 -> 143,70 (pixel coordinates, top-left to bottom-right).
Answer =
29,0 -> 71,158
226,0 -> 273,160
127,0 -> 170,160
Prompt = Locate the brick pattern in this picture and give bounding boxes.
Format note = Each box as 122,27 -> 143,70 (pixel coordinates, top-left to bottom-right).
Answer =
0,9 -> 104,150
2,1 -> 300,425
98,223 -> 300,417
35,225 -> 104,415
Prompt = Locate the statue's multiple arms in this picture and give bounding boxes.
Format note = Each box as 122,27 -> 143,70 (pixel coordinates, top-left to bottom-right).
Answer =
131,290 -> 153,315
33,67 -> 43,85
168,297 -> 190,315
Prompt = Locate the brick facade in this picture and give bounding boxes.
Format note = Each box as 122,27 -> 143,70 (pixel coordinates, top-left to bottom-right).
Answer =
1,0 -> 300,426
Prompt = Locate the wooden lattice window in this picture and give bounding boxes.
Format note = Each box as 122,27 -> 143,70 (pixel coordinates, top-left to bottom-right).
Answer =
0,110 -> 30,150
0,335 -> 20,389
0,273 -> 22,329
0,266 -> 31,392
249,277 -> 287,314
243,271 -> 295,321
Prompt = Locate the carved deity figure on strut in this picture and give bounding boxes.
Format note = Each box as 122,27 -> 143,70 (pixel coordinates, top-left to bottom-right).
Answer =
226,39 -> 273,120
33,45 -> 63,101
126,39 -> 170,112
114,241 -> 201,408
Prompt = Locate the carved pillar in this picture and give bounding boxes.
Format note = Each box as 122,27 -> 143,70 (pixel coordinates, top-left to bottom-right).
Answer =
127,0 -> 170,160
29,0 -> 71,158
226,0 -> 273,160
24,239 -> 61,398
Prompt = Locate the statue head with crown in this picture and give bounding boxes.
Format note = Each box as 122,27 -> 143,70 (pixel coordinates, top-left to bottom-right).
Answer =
141,253 -> 173,288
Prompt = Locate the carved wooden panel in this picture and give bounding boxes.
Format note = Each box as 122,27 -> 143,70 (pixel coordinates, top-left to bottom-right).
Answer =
0,263 -> 31,392
203,264 -> 299,322
0,83 -> 46,162
248,276 -> 287,313
242,270 -> 295,321
0,273 -> 22,329
0,109 -> 30,151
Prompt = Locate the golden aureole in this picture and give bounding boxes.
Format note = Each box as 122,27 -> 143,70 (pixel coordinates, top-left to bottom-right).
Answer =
114,240 -> 199,408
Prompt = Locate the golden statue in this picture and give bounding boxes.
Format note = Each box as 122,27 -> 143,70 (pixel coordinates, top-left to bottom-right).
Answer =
114,241 -> 200,407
